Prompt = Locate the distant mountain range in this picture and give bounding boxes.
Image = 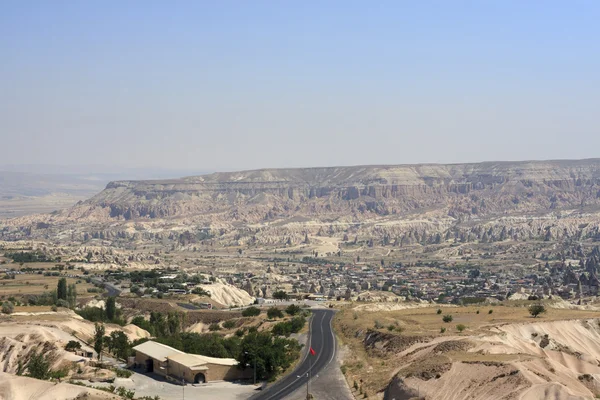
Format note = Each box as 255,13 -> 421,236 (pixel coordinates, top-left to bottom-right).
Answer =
0,165 -> 211,218
2,158 -> 600,245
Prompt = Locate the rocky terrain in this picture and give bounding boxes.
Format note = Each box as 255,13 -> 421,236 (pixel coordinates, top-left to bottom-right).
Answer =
336,304 -> 600,400
2,159 -> 600,247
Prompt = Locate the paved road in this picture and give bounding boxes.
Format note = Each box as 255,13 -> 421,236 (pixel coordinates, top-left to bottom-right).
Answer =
253,309 -> 337,400
90,277 -> 121,297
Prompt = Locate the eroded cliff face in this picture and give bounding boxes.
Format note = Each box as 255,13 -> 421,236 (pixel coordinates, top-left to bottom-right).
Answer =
84,159 -> 600,220
3,159 -> 600,244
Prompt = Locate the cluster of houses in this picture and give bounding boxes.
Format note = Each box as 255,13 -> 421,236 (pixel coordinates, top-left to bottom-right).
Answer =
219,251 -> 600,305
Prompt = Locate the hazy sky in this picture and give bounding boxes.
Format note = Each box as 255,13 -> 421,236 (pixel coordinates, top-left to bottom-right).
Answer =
1,1 -> 599,172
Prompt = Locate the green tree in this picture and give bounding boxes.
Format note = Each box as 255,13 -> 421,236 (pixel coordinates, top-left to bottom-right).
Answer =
267,307 -> 284,319
150,312 -> 168,337
93,323 -> 106,361
241,306 -> 261,317
67,283 -> 77,308
109,330 -> 130,360
237,331 -> 301,380
167,312 -> 181,335
529,304 -> 546,318
273,290 -> 288,300
105,297 -> 116,321
442,314 -> 453,323
285,304 -> 301,316
131,316 -> 154,336
57,278 -> 67,301
26,351 -> 51,380
65,340 -> 82,352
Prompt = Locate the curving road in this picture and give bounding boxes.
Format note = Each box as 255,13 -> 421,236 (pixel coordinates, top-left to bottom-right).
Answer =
253,309 -> 337,400
90,277 -> 121,297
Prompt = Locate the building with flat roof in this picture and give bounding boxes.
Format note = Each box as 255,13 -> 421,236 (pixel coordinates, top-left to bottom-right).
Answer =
132,340 -> 251,383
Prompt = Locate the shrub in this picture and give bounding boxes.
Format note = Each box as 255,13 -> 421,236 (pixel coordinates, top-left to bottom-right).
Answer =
223,320 -> 236,329
387,324 -> 395,331
65,340 -> 82,352
56,299 -> 70,308
528,304 -> 546,318
208,323 -> 221,331
2,301 -> 14,314
235,328 -> 246,337
436,309 -> 442,314
488,309 -> 493,314
241,306 -> 261,317
114,368 -> 133,378
442,314 -> 453,323
374,320 -> 384,329
273,290 -> 288,300
440,327 -> 446,333
456,324 -> 467,332
476,310 -> 480,314
285,304 -> 301,316
49,367 -> 69,379
267,307 -> 284,319
192,287 -> 210,297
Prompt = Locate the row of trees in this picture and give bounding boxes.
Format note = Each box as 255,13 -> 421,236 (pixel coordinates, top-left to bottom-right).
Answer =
130,311 -> 182,337
77,297 -> 125,325
241,304 -> 303,318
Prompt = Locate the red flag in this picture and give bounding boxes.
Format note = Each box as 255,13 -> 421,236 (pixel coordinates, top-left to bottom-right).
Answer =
309,347 -> 316,356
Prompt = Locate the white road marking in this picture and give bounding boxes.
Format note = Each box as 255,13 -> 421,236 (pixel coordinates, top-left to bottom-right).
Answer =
263,311 -> 328,400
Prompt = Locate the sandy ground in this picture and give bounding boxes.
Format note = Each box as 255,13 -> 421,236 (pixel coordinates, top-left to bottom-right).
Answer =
187,321 -> 209,333
86,372 -> 257,400
0,372 -> 114,400
352,300 -> 438,312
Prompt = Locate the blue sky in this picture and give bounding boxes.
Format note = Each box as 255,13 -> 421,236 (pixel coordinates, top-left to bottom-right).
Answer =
1,1 -> 599,171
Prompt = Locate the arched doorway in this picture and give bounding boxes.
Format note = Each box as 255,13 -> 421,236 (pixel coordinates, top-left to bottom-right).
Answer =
194,373 -> 206,383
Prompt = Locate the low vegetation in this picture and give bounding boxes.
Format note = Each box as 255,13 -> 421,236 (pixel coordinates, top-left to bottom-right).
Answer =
529,304 -> 546,318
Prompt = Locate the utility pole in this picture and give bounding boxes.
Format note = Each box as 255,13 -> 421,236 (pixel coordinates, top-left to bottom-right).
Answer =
253,356 -> 257,385
306,371 -> 309,400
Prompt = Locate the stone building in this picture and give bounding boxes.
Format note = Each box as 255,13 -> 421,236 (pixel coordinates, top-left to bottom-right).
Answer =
132,341 -> 251,383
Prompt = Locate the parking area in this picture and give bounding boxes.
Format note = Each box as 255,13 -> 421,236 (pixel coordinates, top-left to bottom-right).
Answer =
84,371 -> 258,400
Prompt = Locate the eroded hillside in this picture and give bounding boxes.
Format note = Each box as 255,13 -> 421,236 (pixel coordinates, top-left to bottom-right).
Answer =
335,303 -> 600,400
